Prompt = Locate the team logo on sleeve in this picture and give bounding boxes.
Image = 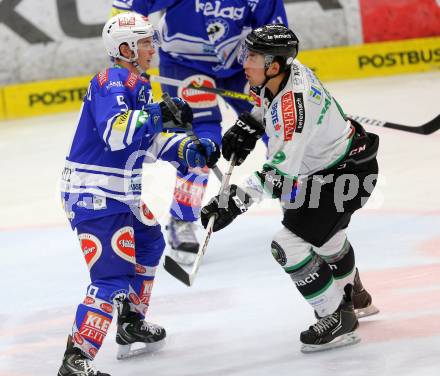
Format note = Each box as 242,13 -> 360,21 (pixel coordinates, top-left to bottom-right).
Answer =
309,85 -> 322,105
111,227 -> 136,264
178,75 -> 218,109
78,233 -> 102,270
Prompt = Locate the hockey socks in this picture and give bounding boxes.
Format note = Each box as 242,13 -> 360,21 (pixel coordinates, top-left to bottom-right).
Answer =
286,253 -> 341,317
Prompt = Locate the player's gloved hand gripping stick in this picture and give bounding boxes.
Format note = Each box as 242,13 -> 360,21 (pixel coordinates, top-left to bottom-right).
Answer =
161,93 -> 223,182
163,154 -> 236,286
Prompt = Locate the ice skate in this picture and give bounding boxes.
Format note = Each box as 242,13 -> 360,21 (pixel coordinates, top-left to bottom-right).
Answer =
116,301 -> 166,360
57,335 -> 110,376
301,286 -> 360,353
352,268 -> 379,318
166,217 -> 199,265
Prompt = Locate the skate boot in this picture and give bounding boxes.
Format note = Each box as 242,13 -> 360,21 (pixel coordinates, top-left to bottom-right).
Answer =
300,285 -> 360,353
116,301 -> 166,359
166,217 -> 199,265
352,268 -> 379,318
57,335 -> 110,376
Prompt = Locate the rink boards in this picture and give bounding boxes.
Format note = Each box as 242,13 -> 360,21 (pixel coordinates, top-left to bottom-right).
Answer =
0,36 -> 439,121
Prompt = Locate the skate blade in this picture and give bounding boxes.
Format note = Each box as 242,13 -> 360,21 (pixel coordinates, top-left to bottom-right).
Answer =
116,338 -> 166,360
301,331 -> 361,354
168,249 -> 197,266
355,304 -> 379,319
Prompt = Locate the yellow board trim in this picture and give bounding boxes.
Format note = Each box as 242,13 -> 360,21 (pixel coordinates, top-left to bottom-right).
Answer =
299,36 -> 440,81
1,37 -> 439,120
0,88 -> 5,121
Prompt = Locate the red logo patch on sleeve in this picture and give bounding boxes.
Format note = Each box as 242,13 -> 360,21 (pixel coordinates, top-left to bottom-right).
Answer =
97,69 -> 109,87
281,92 -> 296,141
124,72 -> 139,90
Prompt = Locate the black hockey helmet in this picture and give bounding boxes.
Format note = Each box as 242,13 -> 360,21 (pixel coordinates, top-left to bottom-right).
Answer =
243,24 -> 299,69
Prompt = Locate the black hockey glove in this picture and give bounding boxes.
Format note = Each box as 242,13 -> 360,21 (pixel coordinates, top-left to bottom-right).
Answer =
159,97 -> 193,130
201,184 -> 253,232
256,165 -> 297,203
222,112 -> 265,166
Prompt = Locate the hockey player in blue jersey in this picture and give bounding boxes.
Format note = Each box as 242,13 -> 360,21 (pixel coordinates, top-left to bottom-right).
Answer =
112,0 -> 288,265
57,12 -> 219,376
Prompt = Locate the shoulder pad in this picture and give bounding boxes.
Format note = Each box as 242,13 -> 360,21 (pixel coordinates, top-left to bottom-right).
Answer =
94,67 -> 130,93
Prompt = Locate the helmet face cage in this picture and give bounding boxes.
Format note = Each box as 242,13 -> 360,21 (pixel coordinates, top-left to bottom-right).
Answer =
237,40 -> 290,71
103,12 -> 157,63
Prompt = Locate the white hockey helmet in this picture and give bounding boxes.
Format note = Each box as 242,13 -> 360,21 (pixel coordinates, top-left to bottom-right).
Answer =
102,12 -> 155,62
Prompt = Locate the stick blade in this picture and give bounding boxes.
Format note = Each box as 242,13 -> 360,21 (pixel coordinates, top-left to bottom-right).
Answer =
163,255 -> 192,286
348,114 -> 440,135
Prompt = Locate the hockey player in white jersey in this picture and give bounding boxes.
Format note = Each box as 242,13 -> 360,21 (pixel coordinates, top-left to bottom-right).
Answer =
57,13 -> 218,376
201,25 -> 379,352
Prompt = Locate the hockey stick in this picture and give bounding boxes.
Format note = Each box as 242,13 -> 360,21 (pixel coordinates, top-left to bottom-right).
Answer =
347,114 -> 440,135
163,155 -> 236,286
161,93 -> 224,182
151,74 -> 257,104
154,74 -> 439,135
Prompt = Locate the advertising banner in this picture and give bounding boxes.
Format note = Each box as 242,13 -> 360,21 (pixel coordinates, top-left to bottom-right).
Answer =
360,0 -> 440,43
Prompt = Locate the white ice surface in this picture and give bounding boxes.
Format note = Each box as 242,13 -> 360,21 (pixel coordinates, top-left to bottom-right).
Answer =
0,72 -> 439,376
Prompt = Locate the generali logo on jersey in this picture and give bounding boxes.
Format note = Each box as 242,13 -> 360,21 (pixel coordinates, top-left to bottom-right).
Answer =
79,311 -> 111,346
281,92 -> 296,141
111,227 -> 136,263
78,233 -> 102,270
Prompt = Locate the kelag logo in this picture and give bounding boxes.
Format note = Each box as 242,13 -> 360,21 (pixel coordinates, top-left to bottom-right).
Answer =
29,87 -> 88,107
359,49 -> 440,69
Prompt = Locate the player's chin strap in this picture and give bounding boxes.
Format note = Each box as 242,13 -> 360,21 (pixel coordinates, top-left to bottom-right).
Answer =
133,61 -> 145,76
254,56 -> 290,92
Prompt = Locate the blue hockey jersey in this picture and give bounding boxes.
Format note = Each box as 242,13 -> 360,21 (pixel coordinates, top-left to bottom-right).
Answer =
61,66 -> 187,228
112,0 -> 287,77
